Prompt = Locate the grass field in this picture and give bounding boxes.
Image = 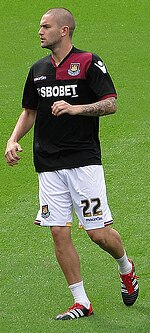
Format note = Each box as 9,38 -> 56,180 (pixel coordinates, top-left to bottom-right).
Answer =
0,0 -> 150,332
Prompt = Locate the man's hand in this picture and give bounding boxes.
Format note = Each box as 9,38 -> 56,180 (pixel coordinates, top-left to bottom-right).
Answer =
52,100 -> 81,116
5,141 -> 23,166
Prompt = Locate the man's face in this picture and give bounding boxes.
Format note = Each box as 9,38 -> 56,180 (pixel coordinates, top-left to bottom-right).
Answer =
39,14 -> 62,49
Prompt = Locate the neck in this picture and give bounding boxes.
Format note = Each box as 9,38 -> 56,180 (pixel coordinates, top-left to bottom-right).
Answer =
52,44 -> 73,66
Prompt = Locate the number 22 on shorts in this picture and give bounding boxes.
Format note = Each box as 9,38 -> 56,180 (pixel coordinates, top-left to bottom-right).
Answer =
81,198 -> 102,218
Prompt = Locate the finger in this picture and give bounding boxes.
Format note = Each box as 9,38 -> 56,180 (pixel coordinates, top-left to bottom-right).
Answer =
12,148 -> 21,160
52,103 -> 68,116
7,160 -> 19,167
5,149 -> 21,164
5,153 -> 19,166
17,146 -> 23,152
52,100 -> 67,113
5,151 -> 15,164
52,108 -> 67,116
51,105 -> 61,116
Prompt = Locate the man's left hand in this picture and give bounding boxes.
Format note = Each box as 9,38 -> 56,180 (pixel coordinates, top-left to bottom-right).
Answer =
52,100 -> 80,116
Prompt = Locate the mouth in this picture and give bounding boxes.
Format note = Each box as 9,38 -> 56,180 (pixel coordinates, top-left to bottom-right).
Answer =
40,37 -> 46,43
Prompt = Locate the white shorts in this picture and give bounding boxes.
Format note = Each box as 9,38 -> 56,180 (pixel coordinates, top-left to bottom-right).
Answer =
35,165 -> 113,230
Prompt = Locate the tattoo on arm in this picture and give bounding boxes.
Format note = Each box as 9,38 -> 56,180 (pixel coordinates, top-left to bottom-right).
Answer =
80,97 -> 117,116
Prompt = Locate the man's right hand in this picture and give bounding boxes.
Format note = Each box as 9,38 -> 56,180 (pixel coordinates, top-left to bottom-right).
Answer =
5,141 -> 23,166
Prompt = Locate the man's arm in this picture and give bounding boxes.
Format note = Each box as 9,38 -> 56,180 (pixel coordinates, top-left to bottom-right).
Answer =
51,97 -> 116,117
5,108 -> 37,166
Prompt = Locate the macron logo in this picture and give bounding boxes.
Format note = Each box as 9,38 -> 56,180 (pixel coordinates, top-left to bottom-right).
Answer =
94,61 -> 107,74
34,75 -> 47,82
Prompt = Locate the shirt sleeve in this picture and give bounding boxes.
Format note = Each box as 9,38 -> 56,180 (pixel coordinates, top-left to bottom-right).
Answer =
86,53 -> 117,100
22,67 -> 39,110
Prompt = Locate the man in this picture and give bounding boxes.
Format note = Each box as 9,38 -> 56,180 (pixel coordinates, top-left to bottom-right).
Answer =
5,7 -> 139,320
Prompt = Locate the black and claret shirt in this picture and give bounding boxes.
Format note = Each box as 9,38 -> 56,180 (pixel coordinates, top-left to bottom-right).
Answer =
22,46 -> 117,172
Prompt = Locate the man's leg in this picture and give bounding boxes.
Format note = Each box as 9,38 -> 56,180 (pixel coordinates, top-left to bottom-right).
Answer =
50,226 -> 81,285
87,226 -> 139,306
87,226 -> 133,274
87,225 -> 125,259
50,226 -> 93,320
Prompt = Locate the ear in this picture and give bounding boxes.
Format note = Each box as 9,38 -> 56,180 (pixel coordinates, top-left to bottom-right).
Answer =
61,26 -> 69,37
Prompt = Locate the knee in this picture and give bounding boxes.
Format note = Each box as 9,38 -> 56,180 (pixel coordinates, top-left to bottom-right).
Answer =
50,226 -> 71,248
50,226 -> 74,260
87,227 -> 110,249
51,226 -> 62,240
51,227 -> 64,247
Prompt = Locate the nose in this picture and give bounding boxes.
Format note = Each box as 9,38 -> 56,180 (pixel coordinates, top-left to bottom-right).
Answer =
39,27 -> 44,35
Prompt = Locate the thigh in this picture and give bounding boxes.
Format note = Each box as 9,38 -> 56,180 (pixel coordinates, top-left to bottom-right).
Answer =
38,171 -> 73,227
67,165 -> 113,230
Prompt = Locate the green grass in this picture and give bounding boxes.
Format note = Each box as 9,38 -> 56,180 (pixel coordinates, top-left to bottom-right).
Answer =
0,0 -> 150,332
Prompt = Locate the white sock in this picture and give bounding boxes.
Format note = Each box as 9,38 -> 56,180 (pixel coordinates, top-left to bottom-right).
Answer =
69,281 -> 90,309
116,252 -> 132,274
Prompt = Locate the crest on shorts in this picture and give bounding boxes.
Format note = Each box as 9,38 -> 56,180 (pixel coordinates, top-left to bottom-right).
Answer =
68,63 -> 80,76
41,205 -> 50,219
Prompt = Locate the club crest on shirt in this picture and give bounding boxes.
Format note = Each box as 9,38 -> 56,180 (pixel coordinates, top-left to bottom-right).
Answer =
68,63 -> 80,76
41,204 -> 50,219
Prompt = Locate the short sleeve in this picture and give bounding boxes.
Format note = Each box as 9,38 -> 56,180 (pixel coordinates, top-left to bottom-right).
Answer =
86,53 -> 117,100
22,67 -> 39,110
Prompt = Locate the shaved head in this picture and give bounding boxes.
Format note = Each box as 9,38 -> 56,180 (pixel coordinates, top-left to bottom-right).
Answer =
45,7 -> 76,37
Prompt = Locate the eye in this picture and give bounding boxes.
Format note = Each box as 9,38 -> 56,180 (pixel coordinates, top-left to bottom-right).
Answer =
40,24 -> 50,29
